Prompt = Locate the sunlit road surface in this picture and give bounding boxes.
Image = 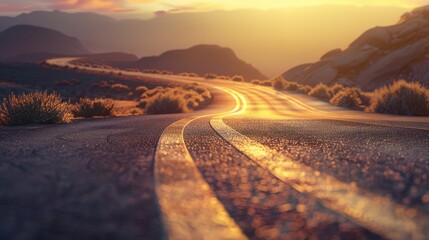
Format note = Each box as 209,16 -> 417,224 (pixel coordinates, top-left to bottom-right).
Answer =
0,58 -> 428,240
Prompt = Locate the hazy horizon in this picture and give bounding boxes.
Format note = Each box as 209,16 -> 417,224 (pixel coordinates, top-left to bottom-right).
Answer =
0,2 -> 424,76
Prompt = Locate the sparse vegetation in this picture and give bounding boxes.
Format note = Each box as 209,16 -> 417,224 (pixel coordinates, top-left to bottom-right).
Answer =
135,86 -> 149,95
251,79 -> 261,85
272,77 -> 285,90
73,98 -> 114,118
232,75 -> 244,82
204,73 -> 218,80
308,83 -> 333,101
111,83 -> 131,93
137,84 -> 212,114
365,80 -> 429,116
0,91 -> 73,126
145,94 -> 189,114
330,88 -> 364,110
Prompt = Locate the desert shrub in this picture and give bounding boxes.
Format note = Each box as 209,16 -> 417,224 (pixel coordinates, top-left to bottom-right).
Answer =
232,75 -> 244,82
297,85 -> 312,94
145,94 -> 189,114
251,79 -> 261,85
330,88 -> 364,110
138,84 -> 212,113
360,92 -> 373,106
204,73 -> 218,80
179,72 -> 189,77
330,83 -> 346,95
284,82 -> 301,91
308,83 -> 333,101
365,80 -> 429,116
272,78 -> 285,90
217,76 -> 231,80
260,80 -> 273,87
73,98 -> 114,118
0,91 -> 73,125
141,86 -> 165,99
135,86 -> 149,95
188,73 -> 199,78
90,81 -> 112,90
161,71 -> 173,75
111,83 -> 131,93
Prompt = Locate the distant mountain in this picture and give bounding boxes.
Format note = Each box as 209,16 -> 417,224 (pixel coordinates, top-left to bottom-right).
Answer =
116,45 -> 266,80
0,7 -> 406,76
0,25 -> 89,60
283,5 -> 429,90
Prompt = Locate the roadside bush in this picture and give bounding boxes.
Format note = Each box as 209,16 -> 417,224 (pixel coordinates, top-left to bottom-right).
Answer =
297,85 -> 312,94
260,80 -> 273,87
251,79 -> 261,85
365,80 -> 429,116
111,83 -> 131,93
284,82 -> 301,91
330,88 -> 364,110
218,76 -> 231,80
145,94 -> 189,114
272,78 -> 285,90
90,81 -> 112,90
232,75 -> 244,82
204,73 -> 217,80
135,86 -> 149,95
188,73 -> 199,78
0,91 -> 73,125
308,83 -> 333,101
330,83 -> 346,95
73,98 -> 114,118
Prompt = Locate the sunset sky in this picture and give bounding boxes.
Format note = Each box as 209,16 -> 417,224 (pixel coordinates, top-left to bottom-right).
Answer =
0,0 -> 426,18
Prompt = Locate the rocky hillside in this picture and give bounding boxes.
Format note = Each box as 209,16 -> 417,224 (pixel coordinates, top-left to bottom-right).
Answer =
0,25 -> 89,60
283,5 -> 429,90
116,45 -> 266,80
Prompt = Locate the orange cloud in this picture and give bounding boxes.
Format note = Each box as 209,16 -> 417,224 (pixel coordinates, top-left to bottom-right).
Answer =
47,0 -> 132,12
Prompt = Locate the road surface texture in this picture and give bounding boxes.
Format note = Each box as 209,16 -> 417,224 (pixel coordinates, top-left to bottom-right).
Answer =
0,58 -> 428,240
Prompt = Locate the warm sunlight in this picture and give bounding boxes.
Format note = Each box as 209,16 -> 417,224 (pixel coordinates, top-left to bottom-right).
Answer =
1,1 -> 429,239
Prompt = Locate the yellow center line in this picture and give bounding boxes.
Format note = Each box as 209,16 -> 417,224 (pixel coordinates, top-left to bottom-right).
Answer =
209,90 -> 429,240
154,87 -> 248,240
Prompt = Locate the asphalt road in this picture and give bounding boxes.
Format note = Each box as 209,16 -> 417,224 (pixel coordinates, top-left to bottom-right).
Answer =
0,59 -> 428,240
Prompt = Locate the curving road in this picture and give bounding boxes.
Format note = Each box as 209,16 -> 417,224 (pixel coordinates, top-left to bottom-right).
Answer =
0,58 -> 428,240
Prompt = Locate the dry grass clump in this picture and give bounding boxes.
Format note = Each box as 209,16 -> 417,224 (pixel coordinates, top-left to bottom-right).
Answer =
330,88 -> 364,110
145,94 -> 189,114
204,73 -> 218,80
0,91 -> 73,125
188,73 -> 199,78
217,75 -> 231,80
111,83 -> 131,93
232,75 -> 244,82
142,69 -> 162,74
284,82 -> 301,91
138,84 -> 212,114
272,77 -> 285,90
73,98 -> 114,118
365,80 -> 429,116
330,84 -> 346,95
297,85 -> 312,94
90,80 -> 112,90
251,79 -> 261,85
308,83 -> 333,101
135,86 -> 149,95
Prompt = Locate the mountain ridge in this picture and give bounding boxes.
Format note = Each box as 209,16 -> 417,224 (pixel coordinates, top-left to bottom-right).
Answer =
0,25 -> 89,60
116,44 -> 266,80
283,5 -> 429,90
